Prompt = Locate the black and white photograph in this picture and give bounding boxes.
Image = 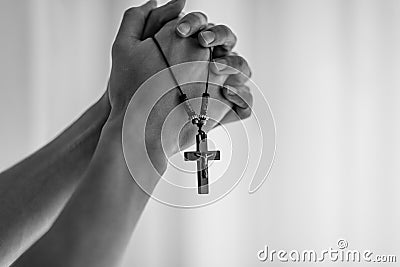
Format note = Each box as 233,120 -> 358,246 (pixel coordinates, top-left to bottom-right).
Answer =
0,0 -> 398,266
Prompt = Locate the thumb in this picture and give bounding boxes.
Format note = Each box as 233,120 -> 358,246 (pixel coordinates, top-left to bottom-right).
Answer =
117,0 -> 158,42
142,0 -> 186,39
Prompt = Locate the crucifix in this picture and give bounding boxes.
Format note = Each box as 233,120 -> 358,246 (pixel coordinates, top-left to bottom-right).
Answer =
152,36 -> 220,194
184,129 -> 220,194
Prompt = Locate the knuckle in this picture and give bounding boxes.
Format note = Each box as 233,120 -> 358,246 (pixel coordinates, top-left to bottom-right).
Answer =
238,87 -> 253,107
235,56 -> 251,77
242,108 -> 252,119
235,56 -> 246,69
182,13 -> 196,23
239,95 -> 253,117
123,7 -> 138,17
214,24 -> 236,49
231,32 -> 238,45
180,12 -> 208,31
216,24 -> 231,38
211,25 -> 229,39
112,39 -> 128,56
112,40 -> 123,53
193,12 -> 208,23
137,9 -> 145,17
248,68 -> 253,78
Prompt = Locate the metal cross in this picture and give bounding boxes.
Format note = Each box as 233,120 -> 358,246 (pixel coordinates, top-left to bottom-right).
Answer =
184,130 -> 220,194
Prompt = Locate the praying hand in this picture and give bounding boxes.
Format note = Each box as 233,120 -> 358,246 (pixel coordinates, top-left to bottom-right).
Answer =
0,1 -> 252,266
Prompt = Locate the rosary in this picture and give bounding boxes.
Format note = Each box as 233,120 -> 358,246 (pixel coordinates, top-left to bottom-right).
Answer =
152,36 -> 220,194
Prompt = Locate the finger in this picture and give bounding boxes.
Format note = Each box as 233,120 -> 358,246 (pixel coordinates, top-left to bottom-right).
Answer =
211,55 -> 252,85
205,23 -> 216,29
213,48 -> 238,58
222,85 -> 253,110
218,106 -> 252,125
142,0 -> 186,39
176,12 -> 208,37
117,0 -> 158,42
212,46 -> 232,58
198,25 -> 237,50
217,85 -> 253,126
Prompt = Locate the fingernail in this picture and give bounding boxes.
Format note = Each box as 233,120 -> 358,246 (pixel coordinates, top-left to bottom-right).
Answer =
225,85 -> 238,96
214,59 -> 227,71
200,31 -> 215,45
177,22 -> 190,36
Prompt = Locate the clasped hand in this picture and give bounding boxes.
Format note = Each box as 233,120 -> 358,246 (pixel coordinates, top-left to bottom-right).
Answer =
106,0 -> 253,171
3,1 -> 254,266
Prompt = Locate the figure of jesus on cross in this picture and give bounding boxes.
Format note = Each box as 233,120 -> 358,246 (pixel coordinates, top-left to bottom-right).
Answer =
184,129 -> 220,194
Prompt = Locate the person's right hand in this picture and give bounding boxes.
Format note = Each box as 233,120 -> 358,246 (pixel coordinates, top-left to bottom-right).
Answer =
143,2 -> 253,132
171,10 -> 253,128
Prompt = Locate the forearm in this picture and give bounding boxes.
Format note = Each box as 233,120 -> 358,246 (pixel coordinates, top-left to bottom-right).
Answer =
12,114 -> 166,267
0,93 -> 110,266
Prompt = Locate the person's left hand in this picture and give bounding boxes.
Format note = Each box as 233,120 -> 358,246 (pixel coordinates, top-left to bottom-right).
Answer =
108,0 -> 253,126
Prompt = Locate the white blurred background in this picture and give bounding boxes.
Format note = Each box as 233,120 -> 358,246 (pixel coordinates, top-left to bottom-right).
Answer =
1,0 -> 399,266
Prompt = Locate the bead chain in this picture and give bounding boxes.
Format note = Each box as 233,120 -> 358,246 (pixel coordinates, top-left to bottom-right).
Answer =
151,36 -> 213,130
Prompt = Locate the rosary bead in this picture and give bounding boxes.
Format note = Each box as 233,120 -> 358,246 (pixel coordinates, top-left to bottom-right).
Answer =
192,118 -> 199,125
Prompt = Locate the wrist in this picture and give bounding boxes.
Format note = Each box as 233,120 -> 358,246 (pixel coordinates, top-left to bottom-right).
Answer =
146,145 -> 168,177
103,111 -> 168,178
96,91 -> 112,117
